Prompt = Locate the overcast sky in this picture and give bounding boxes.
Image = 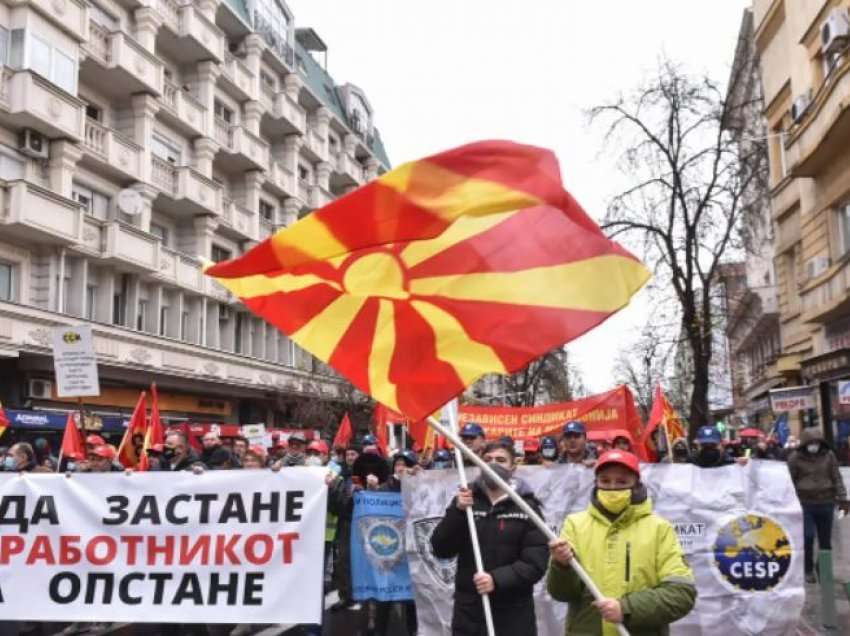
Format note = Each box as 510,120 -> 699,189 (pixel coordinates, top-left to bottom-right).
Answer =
289,0 -> 750,394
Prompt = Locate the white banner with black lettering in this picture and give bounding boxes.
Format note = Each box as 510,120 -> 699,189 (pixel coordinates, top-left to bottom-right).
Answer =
403,461 -> 804,635
0,469 -> 327,624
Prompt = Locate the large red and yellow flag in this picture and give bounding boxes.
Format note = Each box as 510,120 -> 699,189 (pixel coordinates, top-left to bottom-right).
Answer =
117,390 -> 147,468
206,141 -> 650,421
641,384 -> 687,462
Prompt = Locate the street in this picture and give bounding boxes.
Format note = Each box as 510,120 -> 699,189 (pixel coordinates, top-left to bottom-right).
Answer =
798,517 -> 850,635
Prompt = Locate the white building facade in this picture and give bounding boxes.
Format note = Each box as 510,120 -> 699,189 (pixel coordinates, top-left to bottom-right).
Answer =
0,0 -> 390,426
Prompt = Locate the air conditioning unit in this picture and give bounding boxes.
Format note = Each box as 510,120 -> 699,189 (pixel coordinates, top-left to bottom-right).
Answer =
790,92 -> 812,124
822,8 -> 850,54
18,129 -> 48,160
218,306 -> 232,321
807,255 -> 830,279
27,379 -> 53,399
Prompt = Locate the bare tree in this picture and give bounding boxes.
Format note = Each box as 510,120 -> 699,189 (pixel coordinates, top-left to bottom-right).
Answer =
472,348 -> 583,407
614,326 -> 674,421
590,57 -> 766,433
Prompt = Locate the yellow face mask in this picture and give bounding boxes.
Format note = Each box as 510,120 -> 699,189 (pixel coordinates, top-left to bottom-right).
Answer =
597,488 -> 632,514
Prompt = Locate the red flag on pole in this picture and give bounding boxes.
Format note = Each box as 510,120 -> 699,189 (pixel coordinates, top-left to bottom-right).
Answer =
333,413 -> 353,449
138,383 -> 165,471
118,391 -> 147,468
0,399 -> 9,442
60,412 -> 85,461
373,404 -> 390,457
640,385 -> 686,462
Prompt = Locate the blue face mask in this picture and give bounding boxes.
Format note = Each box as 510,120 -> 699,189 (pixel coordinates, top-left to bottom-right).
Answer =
3,456 -> 18,471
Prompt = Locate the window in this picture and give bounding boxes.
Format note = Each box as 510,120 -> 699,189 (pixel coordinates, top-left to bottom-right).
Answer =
254,0 -> 291,50
113,293 -> 125,325
298,164 -> 309,182
181,311 -> 189,341
151,134 -> 181,165
85,285 -> 96,320
235,313 -> 244,354
0,27 -> 9,66
211,244 -> 232,263
839,200 -> 850,256
328,135 -> 339,156
61,277 -> 71,314
89,2 -> 118,29
16,32 -> 77,94
72,183 -> 109,220
214,100 -> 234,124
0,262 -> 14,302
0,146 -> 24,181
9,30 -> 23,68
30,34 -> 50,78
259,200 -> 274,221
160,306 -> 168,336
260,71 -> 275,92
150,222 -> 169,245
137,300 -> 148,331
85,103 -> 102,122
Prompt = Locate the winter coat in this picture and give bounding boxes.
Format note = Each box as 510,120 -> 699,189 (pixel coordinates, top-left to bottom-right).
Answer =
547,488 -> 696,636
787,429 -> 848,505
430,481 -> 549,636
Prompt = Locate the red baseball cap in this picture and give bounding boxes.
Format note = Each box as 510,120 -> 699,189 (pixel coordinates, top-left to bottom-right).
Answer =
308,440 -> 329,455
523,437 -> 541,453
595,450 -> 640,475
90,445 -> 116,460
86,434 -> 106,446
247,445 -> 268,459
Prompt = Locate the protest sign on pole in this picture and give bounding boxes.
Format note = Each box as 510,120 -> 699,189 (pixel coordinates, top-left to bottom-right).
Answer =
51,324 -> 100,398
0,470 -> 327,624
403,462 -> 804,636
351,491 -> 413,602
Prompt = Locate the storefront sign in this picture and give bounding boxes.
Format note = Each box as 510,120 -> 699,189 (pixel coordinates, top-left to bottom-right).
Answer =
51,325 -> 100,398
51,387 -> 232,417
839,381 -> 850,406
750,396 -> 771,414
769,386 -> 816,412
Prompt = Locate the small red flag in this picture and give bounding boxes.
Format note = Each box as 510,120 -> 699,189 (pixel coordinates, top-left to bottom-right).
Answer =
138,383 -> 165,471
640,385 -> 687,462
118,391 -> 147,468
333,413 -> 353,449
60,412 -> 85,461
0,399 -> 9,442
373,405 -> 391,457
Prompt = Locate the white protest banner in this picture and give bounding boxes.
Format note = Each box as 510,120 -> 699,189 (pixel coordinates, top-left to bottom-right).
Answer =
0,469 -> 327,624
51,324 -> 100,398
769,386 -> 815,413
403,462 -> 804,636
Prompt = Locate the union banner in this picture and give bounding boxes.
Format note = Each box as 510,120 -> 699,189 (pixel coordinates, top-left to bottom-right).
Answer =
458,385 -> 642,444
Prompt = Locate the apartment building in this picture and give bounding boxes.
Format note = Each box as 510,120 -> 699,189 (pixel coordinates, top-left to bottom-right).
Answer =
0,0 -> 390,427
754,0 -> 850,445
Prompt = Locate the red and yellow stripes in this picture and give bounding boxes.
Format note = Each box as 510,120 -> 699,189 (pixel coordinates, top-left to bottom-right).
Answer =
206,140 -> 650,421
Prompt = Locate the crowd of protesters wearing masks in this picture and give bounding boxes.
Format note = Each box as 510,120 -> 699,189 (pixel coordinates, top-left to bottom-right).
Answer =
1,416 -> 848,636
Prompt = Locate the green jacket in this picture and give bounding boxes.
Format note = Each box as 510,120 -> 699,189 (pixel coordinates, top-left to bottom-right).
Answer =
546,494 -> 696,636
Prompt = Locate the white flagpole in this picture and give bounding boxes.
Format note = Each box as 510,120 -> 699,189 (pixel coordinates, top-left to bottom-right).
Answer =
428,414 -> 631,636
443,400 -> 495,636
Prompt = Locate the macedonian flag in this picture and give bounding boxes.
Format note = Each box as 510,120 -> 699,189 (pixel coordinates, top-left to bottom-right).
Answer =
205,141 -> 650,421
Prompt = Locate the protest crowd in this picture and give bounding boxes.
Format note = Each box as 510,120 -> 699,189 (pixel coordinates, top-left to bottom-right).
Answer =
1,388 -> 848,636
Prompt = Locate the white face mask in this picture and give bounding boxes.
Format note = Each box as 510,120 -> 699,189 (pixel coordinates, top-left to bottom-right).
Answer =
305,456 -> 324,467
806,443 -> 820,454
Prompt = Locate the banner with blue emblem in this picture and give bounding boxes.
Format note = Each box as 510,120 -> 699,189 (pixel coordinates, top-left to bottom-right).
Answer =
351,490 -> 413,602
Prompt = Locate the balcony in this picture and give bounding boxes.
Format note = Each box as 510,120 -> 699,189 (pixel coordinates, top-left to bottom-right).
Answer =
267,92 -> 306,134
302,128 -> 328,162
789,59 -> 850,177
0,180 -> 83,244
220,52 -> 254,102
214,121 -> 270,172
159,80 -> 206,137
157,247 -> 204,291
308,185 -> 333,210
81,119 -> 144,182
332,151 -> 364,186
266,161 -> 296,198
259,218 -> 276,241
800,256 -> 850,324
6,0 -> 88,41
219,198 -> 256,241
150,156 -> 222,217
156,0 -> 225,64
81,23 -> 163,99
297,179 -> 311,205
102,221 -> 159,273
0,69 -> 84,140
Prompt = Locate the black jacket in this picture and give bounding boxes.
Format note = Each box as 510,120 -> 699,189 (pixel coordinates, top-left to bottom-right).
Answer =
430,481 -> 548,636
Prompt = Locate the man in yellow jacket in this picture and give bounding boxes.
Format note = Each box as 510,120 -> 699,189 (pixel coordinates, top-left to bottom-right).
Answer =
547,450 -> 696,635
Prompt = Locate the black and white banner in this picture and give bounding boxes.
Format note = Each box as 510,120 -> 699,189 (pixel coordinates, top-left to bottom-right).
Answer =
0,470 -> 328,624
403,461 -> 805,635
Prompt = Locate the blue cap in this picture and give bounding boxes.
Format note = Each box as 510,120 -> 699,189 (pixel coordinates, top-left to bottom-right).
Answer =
696,426 -> 721,445
433,449 -> 452,462
460,423 -> 485,438
361,434 -> 378,445
393,449 -> 418,467
563,421 -> 586,436
540,436 -> 558,458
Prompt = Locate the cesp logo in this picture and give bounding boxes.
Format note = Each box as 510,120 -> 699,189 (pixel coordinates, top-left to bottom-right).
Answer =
61,331 -> 82,344
712,514 -> 792,592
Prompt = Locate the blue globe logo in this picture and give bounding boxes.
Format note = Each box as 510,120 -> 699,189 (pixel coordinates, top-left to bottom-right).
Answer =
713,514 -> 792,591
368,524 -> 401,558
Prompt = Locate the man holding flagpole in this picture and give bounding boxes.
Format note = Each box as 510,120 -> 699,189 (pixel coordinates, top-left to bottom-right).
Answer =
431,440 -> 549,635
